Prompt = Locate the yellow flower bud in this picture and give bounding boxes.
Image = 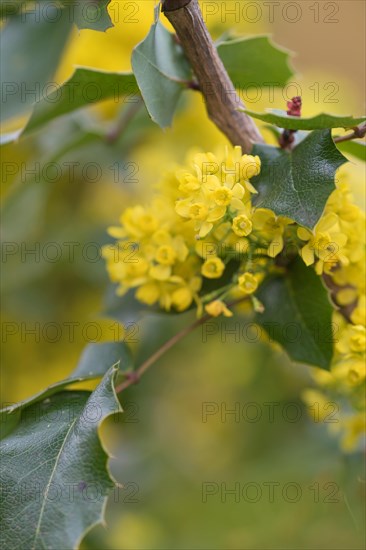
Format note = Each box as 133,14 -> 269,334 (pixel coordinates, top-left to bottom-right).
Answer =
232,214 -> 253,237
238,272 -> 258,294
171,287 -> 193,312
201,257 -> 225,279
155,245 -> 176,265
205,300 -> 233,318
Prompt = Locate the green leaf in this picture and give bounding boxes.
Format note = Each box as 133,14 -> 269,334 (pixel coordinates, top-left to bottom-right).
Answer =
70,0 -> 113,32
337,140 -> 366,162
1,342 -> 131,436
24,68 -> 139,135
131,20 -> 192,128
1,0 -> 114,31
255,258 -> 334,370
252,129 -> 347,229
0,4 -> 73,122
72,341 -> 133,378
0,367 -> 122,550
217,36 -> 293,89
241,109 -> 366,130
0,0 -> 25,17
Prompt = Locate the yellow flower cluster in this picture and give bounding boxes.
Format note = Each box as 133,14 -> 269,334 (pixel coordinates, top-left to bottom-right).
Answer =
104,145 -> 365,449
103,146 -> 267,314
175,147 -> 260,238
302,181 -> 366,451
103,197 -> 202,312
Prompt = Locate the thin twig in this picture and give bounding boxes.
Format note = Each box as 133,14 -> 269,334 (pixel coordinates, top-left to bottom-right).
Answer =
162,0 -> 264,152
334,122 -> 366,144
106,97 -> 143,143
115,295 -> 249,394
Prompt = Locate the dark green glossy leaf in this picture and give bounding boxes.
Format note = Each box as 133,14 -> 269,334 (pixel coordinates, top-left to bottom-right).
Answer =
1,342 -> 131,435
256,258 -> 334,370
131,20 -> 191,127
217,36 -> 293,89
242,109 -> 366,130
0,367 -> 121,550
252,129 -> 347,229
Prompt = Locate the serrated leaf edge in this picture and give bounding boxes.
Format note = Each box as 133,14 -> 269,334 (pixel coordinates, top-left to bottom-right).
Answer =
74,365 -> 123,549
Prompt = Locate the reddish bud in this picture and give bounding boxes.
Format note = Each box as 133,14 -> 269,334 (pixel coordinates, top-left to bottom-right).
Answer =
287,96 -> 302,117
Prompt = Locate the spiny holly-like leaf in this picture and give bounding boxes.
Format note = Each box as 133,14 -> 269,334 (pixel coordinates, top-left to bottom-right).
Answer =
70,0 -> 113,32
252,129 -> 347,229
0,367 -> 122,550
24,68 -> 139,135
217,36 -> 293,89
255,258 -> 334,370
0,4 -> 73,122
1,342 -> 131,437
131,20 -> 192,128
242,109 -> 366,130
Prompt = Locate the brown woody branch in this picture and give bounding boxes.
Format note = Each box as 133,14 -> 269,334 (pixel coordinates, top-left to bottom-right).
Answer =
333,122 -> 366,144
162,0 -> 264,153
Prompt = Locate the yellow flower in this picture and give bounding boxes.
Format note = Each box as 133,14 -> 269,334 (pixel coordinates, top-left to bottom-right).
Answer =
175,146 -> 260,238
351,295 -> 366,326
336,325 -> 366,355
155,245 -> 177,265
336,288 -> 358,306
195,239 -> 219,260
205,300 -> 233,317
135,281 -> 160,306
188,202 -> 209,221
332,358 -> 366,386
213,186 -> 233,206
116,205 -> 158,239
171,275 -> 202,312
347,360 -> 366,384
232,214 -> 253,237
340,413 -> 366,452
223,145 -> 261,193
171,287 -> 194,312
252,208 -> 294,257
177,171 -> 201,193
298,213 -> 348,273
241,154 -> 261,180
102,245 -> 149,293
301,178 -> 366,451
201,257 -> 225,279
238,272 -> 258,294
